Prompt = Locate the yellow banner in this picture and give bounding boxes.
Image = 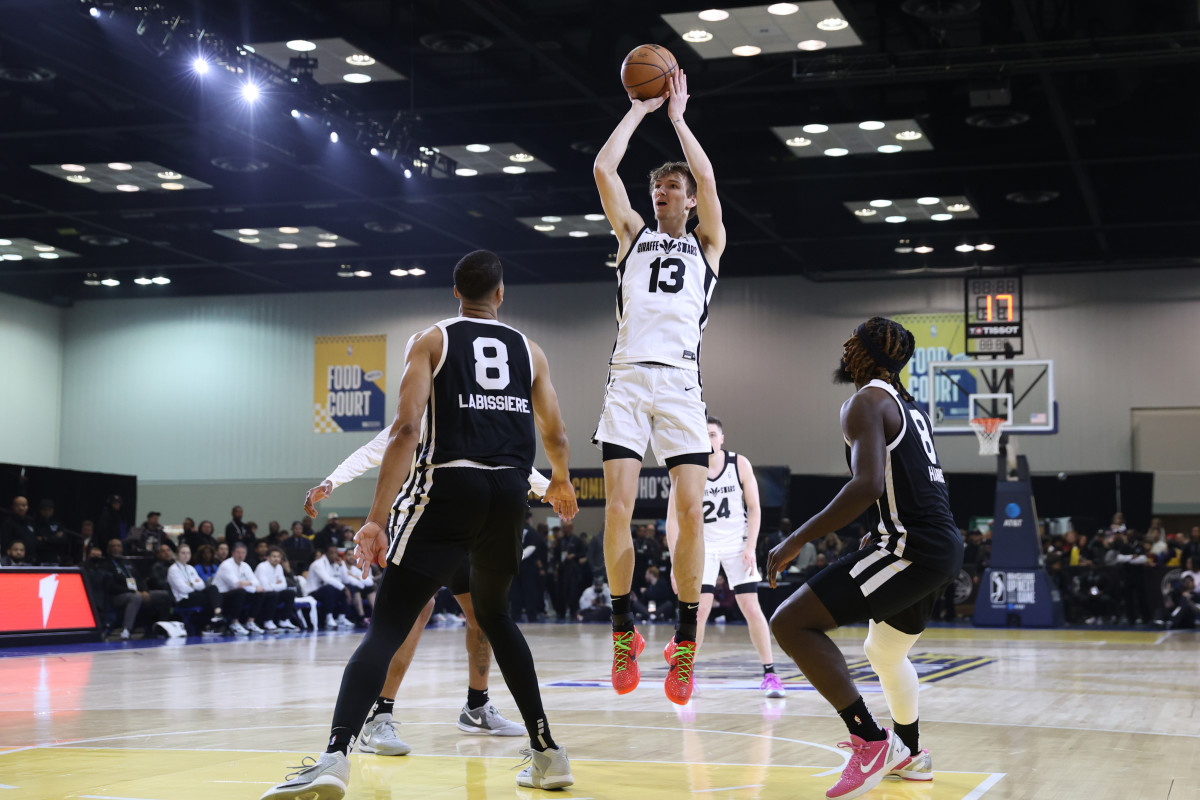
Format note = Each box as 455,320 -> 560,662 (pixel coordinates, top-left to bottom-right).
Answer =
893,313 -> 965,408
313,334 -> 387,434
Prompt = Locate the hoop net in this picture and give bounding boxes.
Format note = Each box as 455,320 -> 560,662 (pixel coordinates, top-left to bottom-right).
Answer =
970,417 -> 1007,456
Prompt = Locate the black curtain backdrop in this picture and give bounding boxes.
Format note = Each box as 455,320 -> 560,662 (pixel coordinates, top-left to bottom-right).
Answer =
0,463 -> 137,532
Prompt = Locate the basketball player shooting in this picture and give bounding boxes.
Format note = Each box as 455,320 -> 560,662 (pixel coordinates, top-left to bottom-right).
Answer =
765,317 -> 964,800
592,67 -> 726,705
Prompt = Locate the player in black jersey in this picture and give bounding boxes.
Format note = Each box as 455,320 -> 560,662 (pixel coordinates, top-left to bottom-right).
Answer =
262,251 -> 579,800
766,317 -> 964,800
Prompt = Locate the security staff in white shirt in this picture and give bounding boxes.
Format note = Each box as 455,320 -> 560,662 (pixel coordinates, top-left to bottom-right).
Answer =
167,543 -> 224,633
308,545 -> 356,630
255,546 -> 300,631
214,541 -> 265,635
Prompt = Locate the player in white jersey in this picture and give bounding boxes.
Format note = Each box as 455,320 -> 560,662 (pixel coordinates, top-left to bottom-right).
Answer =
666,416 -> 784,698
593,68 -> 726,705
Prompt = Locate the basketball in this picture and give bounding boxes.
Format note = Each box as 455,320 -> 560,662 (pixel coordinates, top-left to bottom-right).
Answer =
621,44 -> 676,100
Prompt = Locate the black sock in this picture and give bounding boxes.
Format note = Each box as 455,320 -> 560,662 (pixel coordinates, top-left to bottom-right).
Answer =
368,696 -> 394,722
837,696 -> 885,742
763,663 -> 776,675
611,594 -> 634,633
466,687 -> 489,710
676,601 -> 699,642
530,716 -> 557,752
326,726 -> 356,755
894,719 -> 919,754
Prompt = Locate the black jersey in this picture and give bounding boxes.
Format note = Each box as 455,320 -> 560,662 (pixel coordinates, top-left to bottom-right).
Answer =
422,317 -> 536,471
846,379 -> 963,576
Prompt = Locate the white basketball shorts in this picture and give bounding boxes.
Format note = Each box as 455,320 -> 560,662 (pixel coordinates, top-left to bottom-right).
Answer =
702,539 -> 761,591
592,362 -> 709,465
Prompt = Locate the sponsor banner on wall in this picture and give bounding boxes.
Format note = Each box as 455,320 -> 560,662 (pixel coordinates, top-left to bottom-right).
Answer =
560,466 -> 789,514
313,334 -> 387,434
893,312 -> 971,423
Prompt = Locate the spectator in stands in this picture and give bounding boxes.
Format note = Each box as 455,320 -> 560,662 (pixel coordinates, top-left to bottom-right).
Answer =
1182,556 -> 1200,588
186,520 -> 218,555
306,545 -> 354,630
632,524 -> 660,593
265,521 -> 283,545
313,513 -> 343,551
167,544 -> 224,632
215,542 -> 230,563
246,521 -> 259,543
0,496 -> 36,558
1108,512 -> 1128,533
800,551 -> 828,583
180,517 -> 196,544
99,538 -> 171,639
147,543 -> 176,592
283,521 -> 315,571
279,553 -> 316,631
194,544 -> 219,584
253,546 -> 299,631
639,565 -> 672,621
1164,575 -> 1196,629
554,524 -> 586,620
95,495 -> 127,549
578,578 -> 612,622
1184,527 -> 1200,567
818,532 -> 844,561
587,526 -> 606,582
79,520 -> 95,554
248,539 -> 270,570
709,573 -> 743,622
964,529 -> 991,576
300,516 -> 315,539
33,499 -> 70,565
2,540 -> 30,566
225,505 -> 250,549
336,549 -> 373,625
214,541 -> 265,635
136,511 -> 173,554
1144,528 -> 1169,563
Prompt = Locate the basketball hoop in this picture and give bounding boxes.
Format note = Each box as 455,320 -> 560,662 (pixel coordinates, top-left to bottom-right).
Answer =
970,417 -> 1007,456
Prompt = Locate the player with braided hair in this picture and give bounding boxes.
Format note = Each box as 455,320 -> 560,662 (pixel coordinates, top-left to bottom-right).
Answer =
766,317 -> 963,799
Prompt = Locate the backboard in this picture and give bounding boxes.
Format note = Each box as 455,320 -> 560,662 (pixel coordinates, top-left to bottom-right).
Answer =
927,359 -> 1056,434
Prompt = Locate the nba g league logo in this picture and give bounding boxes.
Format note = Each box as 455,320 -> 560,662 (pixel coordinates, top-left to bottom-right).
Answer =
990,573 -> 1006,604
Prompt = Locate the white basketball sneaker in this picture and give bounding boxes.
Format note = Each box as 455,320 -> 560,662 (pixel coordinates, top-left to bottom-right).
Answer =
890,747 -> 933,781
516,745 -> 573,790
260,751 -> 349,800
263,620 -> 278,631
457,702 -> 525,736
359,713 -> 412,756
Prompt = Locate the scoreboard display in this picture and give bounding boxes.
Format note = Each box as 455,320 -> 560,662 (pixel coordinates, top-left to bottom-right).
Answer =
964,276 -> 1023,355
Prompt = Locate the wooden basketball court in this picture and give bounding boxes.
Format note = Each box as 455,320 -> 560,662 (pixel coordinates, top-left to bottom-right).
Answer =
1,623 -> 1196,800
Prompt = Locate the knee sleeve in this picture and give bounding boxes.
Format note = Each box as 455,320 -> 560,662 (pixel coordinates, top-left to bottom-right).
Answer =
864,620 -> 921,726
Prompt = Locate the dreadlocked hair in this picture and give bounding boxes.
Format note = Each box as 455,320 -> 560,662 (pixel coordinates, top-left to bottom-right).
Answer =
844,316 -> 917,401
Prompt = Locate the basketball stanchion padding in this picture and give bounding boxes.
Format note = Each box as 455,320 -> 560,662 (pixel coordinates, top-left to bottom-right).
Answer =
970,417 -> 1007,456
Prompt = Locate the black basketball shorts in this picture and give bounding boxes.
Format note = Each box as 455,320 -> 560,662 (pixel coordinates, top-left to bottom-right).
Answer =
806,546 -> 957,635
386,466 -> 528,586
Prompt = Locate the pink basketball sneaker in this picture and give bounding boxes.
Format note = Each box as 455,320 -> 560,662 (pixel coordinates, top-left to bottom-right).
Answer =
825,728 -> 910,799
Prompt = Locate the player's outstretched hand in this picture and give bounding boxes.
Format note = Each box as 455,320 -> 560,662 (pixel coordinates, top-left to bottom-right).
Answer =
766,534 -> 804,588
354,520 -> 388,571
630,93 -> 666,114
667,68 -> 688,120
304,480 -> 333,519
544,477 -> 579,521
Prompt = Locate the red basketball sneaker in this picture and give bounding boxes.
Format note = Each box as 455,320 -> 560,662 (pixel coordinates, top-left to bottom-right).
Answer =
611,628 -> 645,694
663,638 -> 698,705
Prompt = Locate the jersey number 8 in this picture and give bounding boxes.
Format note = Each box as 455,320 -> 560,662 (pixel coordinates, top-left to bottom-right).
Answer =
472,337 -> 510,390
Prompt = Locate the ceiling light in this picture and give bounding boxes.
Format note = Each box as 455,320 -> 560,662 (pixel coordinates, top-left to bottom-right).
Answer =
823,148 -> 849,157
390,268 -> 409,277
161,182 -> 185,190
946,202 -> 971,212
346,54 -> 376,66
66,175 -> 91,183
317,233 -> 338,240
157,171 -> 182,179
33,245 -> 55,252
858,121 -> 885,131
83,278 -> 101,286
353,270 -> 372,277
876,145 -> 903,153
279,227 -> 300,234
768,2 -> 799,13
115,184 -> 139,192
89,7 -> 101,18
101,278 -> 120,286
584,214 -> 606,221
370,147 -> 379,156
343,73 -> 371,84
238,237 -> 260,244
1,254 -> 21,261
329,131 -> 339,143
732,45 -> 762,57
0,239 -> 9,245
955,244 -> 975,252
895,130 -> 923,141
895,246 -> 913,254
278,242 -> 299,250
152,276 -> 171,285
975,242 -> 995,251
337,269 -> 355,277
534,224 -> 555,232
503,166 -> 526,174
286,40 -> 317,52
917,197 -> 940,205
192,57 -> 210,74
797,40 -> 827,50
108,163 -> 132,171
455,168 -> 478,177
785,137 -> 811,147
853,208 -> 877,217
290,109 -> 301,119
914,245 -> 934,253
134,277 -> 152,285
39,252 -> 59,260
238,228 -> 259,236
869,199 -> 892,207
698,9 -> 730,21
885,215 -> 907,223
569,231 -> 589,238
241,82 -> 260,102
403,168 -> 413,179
316,241 -> 337,248
930,213 -> 953,221
465,144 -> 491,153
817,17 -> 849,30
802,124 -> 828,134
541,215 -> 562,223
60,164 -> 86,172
407,267 -> 426,276
682,30 -> 714,43
605,259 -> 618,267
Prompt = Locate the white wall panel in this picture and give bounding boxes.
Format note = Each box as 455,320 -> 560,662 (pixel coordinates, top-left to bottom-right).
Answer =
0,294 -> 64,467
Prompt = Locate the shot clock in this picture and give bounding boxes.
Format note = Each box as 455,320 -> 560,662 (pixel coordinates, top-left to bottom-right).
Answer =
965,276 -> 1023,355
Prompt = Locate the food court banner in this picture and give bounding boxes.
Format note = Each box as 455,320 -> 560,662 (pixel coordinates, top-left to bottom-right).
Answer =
313,334 -> 387,434
893,313 -> 967,413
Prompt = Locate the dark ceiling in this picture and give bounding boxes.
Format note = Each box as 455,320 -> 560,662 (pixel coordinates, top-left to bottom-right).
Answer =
2,0 -> 1199,305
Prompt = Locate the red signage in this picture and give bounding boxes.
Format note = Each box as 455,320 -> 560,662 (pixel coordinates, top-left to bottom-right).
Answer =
0,570 -> 98,633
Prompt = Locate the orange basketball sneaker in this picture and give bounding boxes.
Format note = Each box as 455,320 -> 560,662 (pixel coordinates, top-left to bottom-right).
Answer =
611,628 -> 645,694
663,637 -> 698,705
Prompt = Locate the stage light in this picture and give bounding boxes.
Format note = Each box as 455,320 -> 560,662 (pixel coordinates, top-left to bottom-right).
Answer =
89,6 -> 101,18
192,57 -> 210,74
370,147 -> 379,156
241,82 -> 260,102
290,109 -> 301,118
403,168 -> 412,179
